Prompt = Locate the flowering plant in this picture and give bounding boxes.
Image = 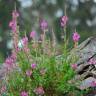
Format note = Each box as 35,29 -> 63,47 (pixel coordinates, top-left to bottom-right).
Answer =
1,9 -> 89,96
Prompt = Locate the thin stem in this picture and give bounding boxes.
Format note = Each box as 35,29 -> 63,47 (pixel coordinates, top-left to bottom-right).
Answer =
64,5 -> 67,50
42,30 -> 46,55
52,28 -> 56,56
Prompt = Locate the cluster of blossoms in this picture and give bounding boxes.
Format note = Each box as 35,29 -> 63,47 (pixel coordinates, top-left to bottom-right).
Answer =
9,10 -> 20,52
20,91 -> 28,96
4,52 -> 17,71
72,31 -> 80,48
72,32 -> 80,42
2,10 -> 19,94
71,63 -> 77,70
88,58 -> 96,65
4,10 -> 19,71
9,10 -> 19,32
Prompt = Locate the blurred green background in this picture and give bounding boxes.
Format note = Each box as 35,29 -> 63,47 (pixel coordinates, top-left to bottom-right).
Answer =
0,0 -> 96,62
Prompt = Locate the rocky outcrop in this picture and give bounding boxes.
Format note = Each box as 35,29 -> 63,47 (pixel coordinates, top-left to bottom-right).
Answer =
70,36 -> 96,90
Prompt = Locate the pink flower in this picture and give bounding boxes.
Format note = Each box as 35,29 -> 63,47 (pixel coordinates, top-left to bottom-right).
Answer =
4,52 -> 17,70
31,63 -> 37,69
90,81 -> 96,87
26,70 -> 32,77
88,59 -> 96,65
9,10 -> 19,33
34,86 -> 45,95
40,19 -> 48,31
20,91 -> 28,96
9,10 -> 19,32
72,32 -> 80,42
22,36 -> 28,45
60,16 -> 68,27
71,64 -> 77,70
5,57 -> 13,65
12,10 -> 19,19
30,31 -> 36,38
4,57 -> 14,70
9,20 -> 17,32
9,20 -> 15,28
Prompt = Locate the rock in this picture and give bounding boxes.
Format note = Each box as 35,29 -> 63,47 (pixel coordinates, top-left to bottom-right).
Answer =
70,36 -> 96,90
78,77 -> 96,90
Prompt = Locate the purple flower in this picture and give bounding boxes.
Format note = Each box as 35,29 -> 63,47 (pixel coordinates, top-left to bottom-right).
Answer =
60,16 -> 68,27
20,91 -> 28,96
40,19 -> 48,31
72,32 -> 80,42
34,86 -> 45,95
31,63 -> 37,69
26,70 -> 32,77
22,36 -> 28,45
30,31 -> 36,39
71,64 -> 77,70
